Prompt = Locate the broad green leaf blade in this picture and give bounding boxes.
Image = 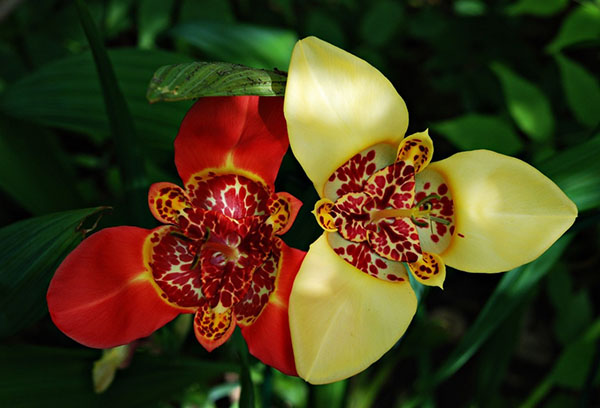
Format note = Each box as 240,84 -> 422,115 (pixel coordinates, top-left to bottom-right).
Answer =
555,54 -> 600,128
0,118 -> 82,215
431,234 -> 573,384
0,345 -> 237,408
546,3 -> 600,53
146,62 -> 287,102
0,207 -> 107,338
431,114 -> 524,155
0,49 -> 192,152
76,0 -> 147,224
490,62 -> 554,142
170,21 -> 297,70
538,133 -> 600,212
505,0 -> 568,17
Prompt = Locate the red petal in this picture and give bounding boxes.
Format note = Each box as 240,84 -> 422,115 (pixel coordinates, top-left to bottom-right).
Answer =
47,226 -> 184,348
240,240 -> 306,376
175,96 -> 288,188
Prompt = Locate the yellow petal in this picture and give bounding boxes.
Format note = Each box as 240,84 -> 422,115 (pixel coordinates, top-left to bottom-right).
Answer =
288,233 -> 417,384
430,150 -> 577,272
284,36 -> 409,197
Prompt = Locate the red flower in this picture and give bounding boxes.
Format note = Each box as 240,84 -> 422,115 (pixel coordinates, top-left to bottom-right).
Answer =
47,96 -> 305,375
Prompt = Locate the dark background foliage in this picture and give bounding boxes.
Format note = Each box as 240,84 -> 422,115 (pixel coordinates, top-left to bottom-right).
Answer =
0,0 -> 599,407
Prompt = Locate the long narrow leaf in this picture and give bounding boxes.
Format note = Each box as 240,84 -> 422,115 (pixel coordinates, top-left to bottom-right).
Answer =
538,133 -> 600,212
76,0 -> 147,225
431,234 -> 573,384
0,49 -> 192,152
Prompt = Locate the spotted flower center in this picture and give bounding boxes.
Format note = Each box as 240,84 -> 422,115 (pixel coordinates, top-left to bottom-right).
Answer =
314,135 -> 455,284
145,173 -> 295,346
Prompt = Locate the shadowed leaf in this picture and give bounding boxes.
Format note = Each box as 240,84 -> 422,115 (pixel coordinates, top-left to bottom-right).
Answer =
0,207 -> 107,338
432,114 -> 523,155
0,49 -> 192,152
0,345 -> 237,408
555,54 -> 600,128
538,133 -> 600,212
546,3 -> 600,53
431,234 -> 573,384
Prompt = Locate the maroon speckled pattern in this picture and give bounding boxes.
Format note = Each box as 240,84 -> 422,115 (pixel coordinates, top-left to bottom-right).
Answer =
316,136 -> 453,283
146,172 -> 294,343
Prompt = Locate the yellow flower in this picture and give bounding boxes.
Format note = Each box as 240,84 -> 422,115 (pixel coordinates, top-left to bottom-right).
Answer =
283,36 -> 577,384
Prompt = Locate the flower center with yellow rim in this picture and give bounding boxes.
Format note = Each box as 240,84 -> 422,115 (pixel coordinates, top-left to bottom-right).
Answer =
314,139 -> 456,284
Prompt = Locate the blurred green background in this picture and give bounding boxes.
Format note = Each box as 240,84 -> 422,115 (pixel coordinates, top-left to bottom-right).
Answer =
0,0 -> 599,407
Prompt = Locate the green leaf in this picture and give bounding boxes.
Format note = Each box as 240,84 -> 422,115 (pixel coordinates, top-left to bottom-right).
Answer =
431,234 -> 573,384
170,21 -> 297,70
360,1 -> 404,47
546,266 -> 572,315
146,62 -> 287,103
0,207 -> 107,338
522,318 -> 600,407
137,0 -> 174,49
555,54 -> 600,128
553,320 -> 600,389
538,133 -> 600,212
454,0 -> 487,16
0,118 -> 82,215
546,3 -> 600,53
490,62 -> 554,142
76,0 -> 147,224
505,0 -> 568,17
431,114 -> 523,155
0,49 -> 192,152
474,300 -> 527,406
0,345 -> 237,408
554,290 -> 593,345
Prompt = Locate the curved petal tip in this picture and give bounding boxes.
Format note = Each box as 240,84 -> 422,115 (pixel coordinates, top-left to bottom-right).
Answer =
289,233 -> 417,384
432,150 -> 577,273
